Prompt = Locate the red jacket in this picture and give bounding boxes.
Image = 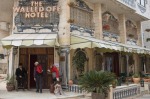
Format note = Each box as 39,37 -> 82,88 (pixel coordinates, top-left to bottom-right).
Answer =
51,66 -> 59,78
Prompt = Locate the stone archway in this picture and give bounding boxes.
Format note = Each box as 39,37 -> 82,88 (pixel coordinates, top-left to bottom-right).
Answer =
72,48 -> 88,83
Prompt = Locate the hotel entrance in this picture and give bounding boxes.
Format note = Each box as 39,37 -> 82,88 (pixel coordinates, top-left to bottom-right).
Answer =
19,48 -> 54,89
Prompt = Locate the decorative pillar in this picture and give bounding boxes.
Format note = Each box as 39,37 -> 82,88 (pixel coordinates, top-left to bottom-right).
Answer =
12,46 -> 18,83
59,48 -> 70,88
108,85 -> 113,99
118,14 -> 126,44
93,3 -> 103,39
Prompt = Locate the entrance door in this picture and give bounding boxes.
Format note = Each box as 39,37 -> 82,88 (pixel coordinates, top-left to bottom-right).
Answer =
19,48 -> 54,89
30,54 -> 48,89
104,53 -> 119,76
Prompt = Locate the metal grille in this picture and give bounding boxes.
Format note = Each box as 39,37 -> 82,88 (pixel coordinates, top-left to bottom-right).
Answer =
70,6 -> 93,29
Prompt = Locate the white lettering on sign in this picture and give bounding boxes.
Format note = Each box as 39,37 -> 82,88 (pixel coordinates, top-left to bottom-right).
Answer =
13,1 -> 60,18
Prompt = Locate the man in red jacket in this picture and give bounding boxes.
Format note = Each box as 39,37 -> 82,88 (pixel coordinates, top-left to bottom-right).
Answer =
34,61 -> 43,93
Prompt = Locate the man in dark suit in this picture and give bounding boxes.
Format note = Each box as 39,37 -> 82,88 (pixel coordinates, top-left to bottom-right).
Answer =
15,63 -> 27,90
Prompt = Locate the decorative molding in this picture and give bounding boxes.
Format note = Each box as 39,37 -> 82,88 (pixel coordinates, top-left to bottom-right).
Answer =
70,24 -> 94,36
103,31 -> 120,42
127,38 -> 137,45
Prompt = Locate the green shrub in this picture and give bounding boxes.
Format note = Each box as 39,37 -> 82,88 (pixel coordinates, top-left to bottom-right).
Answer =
78,70 -> 115,94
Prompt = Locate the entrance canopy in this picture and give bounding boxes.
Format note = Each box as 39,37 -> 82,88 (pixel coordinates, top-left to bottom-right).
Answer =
71,35 -> 150,54
1,34 -> 59,48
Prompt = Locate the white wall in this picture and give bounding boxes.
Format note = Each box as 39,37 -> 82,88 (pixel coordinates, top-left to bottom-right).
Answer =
141,20 -> 150,49
135,0 -> 150,19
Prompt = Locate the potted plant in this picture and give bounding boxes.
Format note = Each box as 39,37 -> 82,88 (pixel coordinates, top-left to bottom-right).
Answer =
112,79 -> 118,88
78,70 -> 115,99
6,76 -> 15,91
132,73 -> 140,84
143,75 -> 150,82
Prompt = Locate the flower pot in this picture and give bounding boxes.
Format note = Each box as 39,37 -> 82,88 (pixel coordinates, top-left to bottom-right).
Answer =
132,78 -> 140,84
68,80 -> 73,86
143,78 -> 150,82
6,84 -> 15,91
92,92 -> 105,99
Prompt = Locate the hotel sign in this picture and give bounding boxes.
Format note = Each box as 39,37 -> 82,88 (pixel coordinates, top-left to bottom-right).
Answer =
14,0 -> 60,33
14,1 -> 60,18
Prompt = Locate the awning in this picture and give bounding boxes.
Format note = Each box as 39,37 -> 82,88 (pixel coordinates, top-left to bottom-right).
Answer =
71,35 -> 150,54
71,35 -> 123,51
1,34 -> 59,48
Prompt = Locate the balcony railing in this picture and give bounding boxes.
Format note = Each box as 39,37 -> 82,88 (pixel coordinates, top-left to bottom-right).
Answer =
113,84 -> 140,99
117,0 -> 136,9
67,84 -> 141,99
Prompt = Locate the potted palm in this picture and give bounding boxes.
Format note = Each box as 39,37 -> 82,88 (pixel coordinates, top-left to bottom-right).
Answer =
78,70 -> 115,99
132,73 -> 140,84
6,76 -> 15,91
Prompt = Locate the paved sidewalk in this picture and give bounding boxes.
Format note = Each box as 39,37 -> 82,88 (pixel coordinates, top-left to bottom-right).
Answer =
136,95 -> 150,99
0,74 -> 86,99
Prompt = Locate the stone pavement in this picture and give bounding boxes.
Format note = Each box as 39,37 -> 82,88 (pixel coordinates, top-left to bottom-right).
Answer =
0,74 -> 90,99
136,95 -> 150,99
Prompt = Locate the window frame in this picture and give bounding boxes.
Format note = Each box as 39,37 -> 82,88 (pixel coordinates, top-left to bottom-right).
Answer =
137,0 -> 146,7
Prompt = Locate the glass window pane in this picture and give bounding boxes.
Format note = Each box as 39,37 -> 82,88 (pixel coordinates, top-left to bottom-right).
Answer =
141,0 -> 145,6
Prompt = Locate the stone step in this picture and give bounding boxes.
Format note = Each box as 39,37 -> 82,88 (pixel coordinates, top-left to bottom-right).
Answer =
57,94 -> 84,99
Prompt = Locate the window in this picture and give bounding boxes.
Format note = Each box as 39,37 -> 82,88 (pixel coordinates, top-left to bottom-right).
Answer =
137,0 -> 146,7
70,7 -> 93,29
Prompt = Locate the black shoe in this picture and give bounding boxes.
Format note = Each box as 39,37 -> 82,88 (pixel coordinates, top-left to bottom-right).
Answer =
36,90 -> 39,93
40,90 -> 42,93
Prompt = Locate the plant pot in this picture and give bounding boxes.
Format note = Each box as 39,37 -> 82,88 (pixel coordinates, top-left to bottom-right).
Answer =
132,78 -> 140,84
68,80 -> 73,86
6,84 -> 15,91
143,78 -> 150,82
92,92 -> 105,99
112,85 -> 116,88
